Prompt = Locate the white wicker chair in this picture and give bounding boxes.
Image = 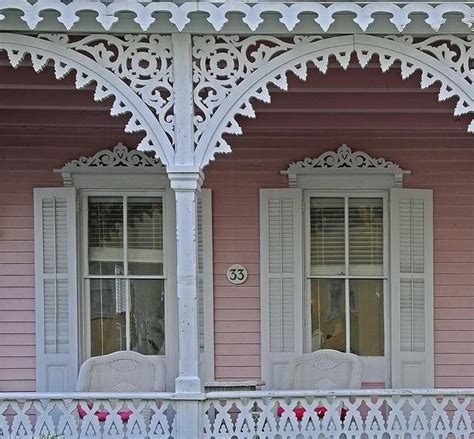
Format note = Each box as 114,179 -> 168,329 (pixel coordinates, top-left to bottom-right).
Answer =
282,349 -> 362,390
76,350 -> 166,392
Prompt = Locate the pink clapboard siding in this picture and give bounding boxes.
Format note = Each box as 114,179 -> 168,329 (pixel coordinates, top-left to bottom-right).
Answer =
0,58 -> 473,390
0,59 -> 142,391
204,64 -> 474,386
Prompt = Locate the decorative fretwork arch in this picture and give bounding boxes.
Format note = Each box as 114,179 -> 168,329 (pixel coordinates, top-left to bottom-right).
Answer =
193,34 -> 474,168
0,33 -> 175,166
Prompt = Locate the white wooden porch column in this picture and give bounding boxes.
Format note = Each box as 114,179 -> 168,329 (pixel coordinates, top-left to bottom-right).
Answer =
169,172 -> 203,394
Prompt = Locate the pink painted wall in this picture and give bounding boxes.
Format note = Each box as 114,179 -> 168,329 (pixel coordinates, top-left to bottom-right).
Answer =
0,59 -> 142,391
204,64 -> 474,387
0,59 -> 472,390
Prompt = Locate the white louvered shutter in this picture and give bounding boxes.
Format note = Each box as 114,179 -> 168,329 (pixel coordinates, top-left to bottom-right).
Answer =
34,188 -> 78,391
197,189 -> 214,381
260,189 -> 303,389
390,188 -> 433,388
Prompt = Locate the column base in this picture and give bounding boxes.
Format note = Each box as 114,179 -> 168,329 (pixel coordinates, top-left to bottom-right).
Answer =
175,375 -> 201,394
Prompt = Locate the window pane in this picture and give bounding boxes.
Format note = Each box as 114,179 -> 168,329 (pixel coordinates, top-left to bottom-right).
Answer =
311,279 -> 346,352
310,198 -> 345,276
90,278 -> 126,356
349,198 -> 383,276
130,279 -> 165,355
88,197 -> 124,275
128,198 -> 164,276
350,279 -> 384,356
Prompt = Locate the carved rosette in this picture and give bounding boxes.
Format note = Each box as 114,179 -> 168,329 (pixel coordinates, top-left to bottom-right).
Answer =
41,34 -> 175,142
193,35 -> 324,156
193,34 -> 474,167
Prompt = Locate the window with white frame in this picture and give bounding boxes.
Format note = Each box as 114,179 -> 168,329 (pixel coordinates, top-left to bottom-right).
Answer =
307,195 -> 386,357
34,143 -> 215,392
85,194 -> 166,357
261,145 -> 434,390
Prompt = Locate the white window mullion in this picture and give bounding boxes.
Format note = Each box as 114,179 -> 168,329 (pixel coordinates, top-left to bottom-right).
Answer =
344,197 -> 350,353
125,281 -> 131,351
123,196 -> 130,351
123,196 -> 128,276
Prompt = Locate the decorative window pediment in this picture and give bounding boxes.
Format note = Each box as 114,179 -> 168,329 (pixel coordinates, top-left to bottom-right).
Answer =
282,145 -> 410,189
56,143 -> 167,188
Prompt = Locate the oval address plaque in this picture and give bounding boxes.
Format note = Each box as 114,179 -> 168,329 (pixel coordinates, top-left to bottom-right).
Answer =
226,264 -> 248,285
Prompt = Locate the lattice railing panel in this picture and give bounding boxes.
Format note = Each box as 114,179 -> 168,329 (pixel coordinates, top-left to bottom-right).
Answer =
202,390 -> 474,438
0,393 -> 176,438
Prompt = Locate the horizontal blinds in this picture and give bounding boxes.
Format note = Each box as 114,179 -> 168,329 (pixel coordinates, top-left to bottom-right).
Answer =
127,197 -> 163,251
349,198 -> 383,276
310,198 -> 345,276
88,197 -> 123,249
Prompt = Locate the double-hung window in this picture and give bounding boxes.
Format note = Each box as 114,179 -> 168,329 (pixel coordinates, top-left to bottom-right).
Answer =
260,145 -> 434,390
85,193 -> 166,357
306,193 -> 388,382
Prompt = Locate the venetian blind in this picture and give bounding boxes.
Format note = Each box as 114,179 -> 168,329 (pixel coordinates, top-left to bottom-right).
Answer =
310,198 -> 345,276
348,198 -> 383,276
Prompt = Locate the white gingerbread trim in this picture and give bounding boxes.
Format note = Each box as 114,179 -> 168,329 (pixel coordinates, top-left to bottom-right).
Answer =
0,33 -> 175,166
194,34 -> 474,168
282,145 -> 410,188
0,2 -> 471,33
55,143 -> 166,186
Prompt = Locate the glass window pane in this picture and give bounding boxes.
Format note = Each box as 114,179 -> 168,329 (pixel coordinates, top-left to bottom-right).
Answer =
349,198 -> 383,276
88,197 -> 124,275
350,279 -> 384,356
128,198 -> 164,276
310,198 -> 345,276
130,279 -> 165,355
90,278 -> 126,356
311,279 -> 346,352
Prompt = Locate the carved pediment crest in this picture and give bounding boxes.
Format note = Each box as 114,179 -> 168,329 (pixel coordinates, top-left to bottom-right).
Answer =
283,144 -> 410,188
61,143 -> 164,171
286,144 -> 404,173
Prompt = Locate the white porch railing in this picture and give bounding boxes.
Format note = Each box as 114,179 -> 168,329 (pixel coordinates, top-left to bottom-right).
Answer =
0,392 -> 177,438
202,389 -> 474,439
0,389 -> 472,438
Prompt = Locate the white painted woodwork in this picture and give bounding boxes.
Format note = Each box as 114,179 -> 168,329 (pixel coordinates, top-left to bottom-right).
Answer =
283,144 -> 410,189
0,33 -> 471,170
0,389 -> 472,437
260,189 -> 304,390
0,33 -> 175,165
203,389 -> 473,437
169,172 -> 204,394
197,188 -> 215,382
0,2 -> 471,35
34,187 -> 78,392
193,34 -> 474,167
390,188 -> 434,389
171,33 -> 196,170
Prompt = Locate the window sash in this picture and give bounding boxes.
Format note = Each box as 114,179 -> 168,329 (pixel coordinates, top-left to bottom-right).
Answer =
304,191 -> 389,356
82,190 -> 168,358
